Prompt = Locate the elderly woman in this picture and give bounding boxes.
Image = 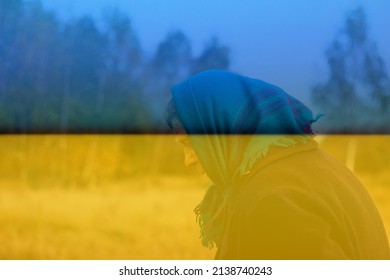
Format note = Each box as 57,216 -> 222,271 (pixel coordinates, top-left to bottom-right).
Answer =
166,69 -> 390,260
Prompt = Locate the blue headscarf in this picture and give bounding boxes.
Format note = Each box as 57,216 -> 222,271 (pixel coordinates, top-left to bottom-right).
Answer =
171,69 -> 319,248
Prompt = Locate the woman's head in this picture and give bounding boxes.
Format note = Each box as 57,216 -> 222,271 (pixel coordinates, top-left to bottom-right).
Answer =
167,69 -> 318,184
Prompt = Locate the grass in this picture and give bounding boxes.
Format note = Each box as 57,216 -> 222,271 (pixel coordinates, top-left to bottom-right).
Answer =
0,177 -> 215,259
0,135 -> 389,259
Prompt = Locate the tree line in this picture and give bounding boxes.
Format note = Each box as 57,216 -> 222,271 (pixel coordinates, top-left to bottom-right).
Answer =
312,7 -> 390,133
1,1 -> 388,133
0,0 -> 230,133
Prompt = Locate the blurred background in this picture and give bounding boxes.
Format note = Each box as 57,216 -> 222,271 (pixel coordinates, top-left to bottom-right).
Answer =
1,135 -> 389,259
1,0 -> 390,133
0,0 -> 389,259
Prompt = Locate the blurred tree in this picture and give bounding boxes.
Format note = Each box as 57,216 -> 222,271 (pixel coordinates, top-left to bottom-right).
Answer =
103,8 -> 142,77
0,0 -> 24,131
191,36 -> 230,74
144,30 -> 193,128
61,16 -> 106,132
312,6 -> 390,133
0,0 -> 63,132
151,30 -> 193,83
100,8 -> 151,132
0,0 -> 23,92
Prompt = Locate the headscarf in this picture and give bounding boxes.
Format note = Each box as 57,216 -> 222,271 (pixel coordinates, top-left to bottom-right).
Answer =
171,69 -> 320,248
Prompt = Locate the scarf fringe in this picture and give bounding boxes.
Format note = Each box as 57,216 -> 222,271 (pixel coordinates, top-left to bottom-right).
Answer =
194,187 -> 229,249
239,135 -> 312,175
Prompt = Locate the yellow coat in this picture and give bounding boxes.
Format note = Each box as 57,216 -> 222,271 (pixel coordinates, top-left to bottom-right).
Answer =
216,140 -> 390,259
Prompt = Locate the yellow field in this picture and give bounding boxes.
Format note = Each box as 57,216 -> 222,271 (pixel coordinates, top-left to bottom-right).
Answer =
0,178 -> 215,259
0,135 -> 389,259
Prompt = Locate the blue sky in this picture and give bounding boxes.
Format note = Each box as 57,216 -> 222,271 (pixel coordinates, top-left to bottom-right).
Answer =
40,0 -> 390,106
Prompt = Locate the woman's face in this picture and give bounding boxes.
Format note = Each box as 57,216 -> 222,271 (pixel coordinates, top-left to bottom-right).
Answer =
175,134 -> 206,175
